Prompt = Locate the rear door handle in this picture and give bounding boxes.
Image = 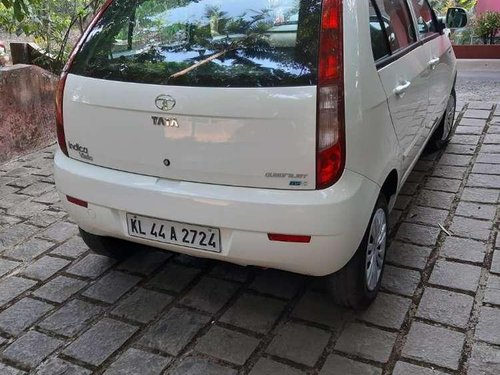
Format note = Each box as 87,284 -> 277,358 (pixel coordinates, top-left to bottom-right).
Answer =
428,57 -> 440,69
394,81 -> 411,97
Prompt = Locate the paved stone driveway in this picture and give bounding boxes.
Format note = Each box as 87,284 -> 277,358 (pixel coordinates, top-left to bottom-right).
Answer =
0,102 -> 499,375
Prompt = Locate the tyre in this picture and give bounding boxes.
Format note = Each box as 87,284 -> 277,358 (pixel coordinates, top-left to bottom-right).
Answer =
79,228 -> 136,257
325,194 -> 388,310
427,89 -> 456,151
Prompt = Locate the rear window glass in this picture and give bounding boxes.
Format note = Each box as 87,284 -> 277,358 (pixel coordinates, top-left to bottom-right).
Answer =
70,0 -> 323,87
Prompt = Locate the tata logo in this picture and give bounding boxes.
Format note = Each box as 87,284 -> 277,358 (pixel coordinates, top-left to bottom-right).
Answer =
155,94 -> 176,112
152,116 -> 179,128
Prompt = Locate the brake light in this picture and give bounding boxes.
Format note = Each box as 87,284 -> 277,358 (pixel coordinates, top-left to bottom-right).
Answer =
55,0 -> 114,157
55,75 -> 68,156
316,0 -> 344,189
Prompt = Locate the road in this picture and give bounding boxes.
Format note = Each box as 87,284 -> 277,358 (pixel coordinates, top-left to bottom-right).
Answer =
456,59 -> 500,103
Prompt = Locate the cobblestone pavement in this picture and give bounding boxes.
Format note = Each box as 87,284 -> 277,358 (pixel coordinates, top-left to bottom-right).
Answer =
0,102 -> 499,375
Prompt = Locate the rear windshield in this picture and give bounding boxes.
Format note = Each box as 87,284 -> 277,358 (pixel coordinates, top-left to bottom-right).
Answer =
70,0 -> 322,87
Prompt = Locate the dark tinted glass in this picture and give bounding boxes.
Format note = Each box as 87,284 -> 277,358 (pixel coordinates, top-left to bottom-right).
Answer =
369,0 -> 390,61
373,0 -> 417,53
70,0 -> 323,87
409,0 -> 437,37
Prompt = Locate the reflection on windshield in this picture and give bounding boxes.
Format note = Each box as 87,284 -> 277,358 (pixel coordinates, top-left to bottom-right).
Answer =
70,0 -> 322,87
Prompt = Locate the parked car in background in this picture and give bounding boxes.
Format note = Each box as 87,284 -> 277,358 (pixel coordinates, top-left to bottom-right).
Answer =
54,0 -> 466,309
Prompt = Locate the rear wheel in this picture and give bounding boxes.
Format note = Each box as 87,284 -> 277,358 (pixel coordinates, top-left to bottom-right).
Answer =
428,89 -> 456,151
325,194 -> 388,310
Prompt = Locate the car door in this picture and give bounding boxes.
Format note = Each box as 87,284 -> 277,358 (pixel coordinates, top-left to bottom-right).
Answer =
371,0 -> 430,176
408,0 -> 453,133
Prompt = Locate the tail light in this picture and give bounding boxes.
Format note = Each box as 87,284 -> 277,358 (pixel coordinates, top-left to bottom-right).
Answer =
55,75 -> 68,156
55,0 -> 114,156
316,0 -> 344,189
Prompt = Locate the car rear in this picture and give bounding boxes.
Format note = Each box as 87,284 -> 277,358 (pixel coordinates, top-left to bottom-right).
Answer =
54,0 -> 381,276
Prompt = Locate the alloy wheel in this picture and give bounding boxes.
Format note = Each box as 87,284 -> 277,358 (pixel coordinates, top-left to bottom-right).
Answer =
365,208 -> 387,291
441,95 -> 456,141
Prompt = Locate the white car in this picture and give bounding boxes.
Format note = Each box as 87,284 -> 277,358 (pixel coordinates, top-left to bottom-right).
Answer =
54,0 -> 466,309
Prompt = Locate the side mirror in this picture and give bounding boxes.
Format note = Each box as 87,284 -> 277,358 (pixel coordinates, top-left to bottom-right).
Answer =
446,7 -> 468,29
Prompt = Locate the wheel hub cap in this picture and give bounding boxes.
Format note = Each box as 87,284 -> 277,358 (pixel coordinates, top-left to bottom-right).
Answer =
442,95 -> 456,141
365,208 -> 387,291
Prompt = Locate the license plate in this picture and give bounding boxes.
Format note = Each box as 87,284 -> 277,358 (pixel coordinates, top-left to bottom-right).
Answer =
126,214 -> 221,253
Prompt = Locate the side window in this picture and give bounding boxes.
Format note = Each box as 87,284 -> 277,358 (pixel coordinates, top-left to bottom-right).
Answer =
372,0 -> 417,53
409,0 -> 438,38
369,1 -> 390,61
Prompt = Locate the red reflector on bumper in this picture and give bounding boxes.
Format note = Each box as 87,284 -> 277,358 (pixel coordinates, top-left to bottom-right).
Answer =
67,195 -> 88,208
268,233 -> 311,243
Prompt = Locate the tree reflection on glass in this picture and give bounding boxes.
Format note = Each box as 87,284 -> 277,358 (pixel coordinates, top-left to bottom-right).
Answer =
71,0 -> 322,87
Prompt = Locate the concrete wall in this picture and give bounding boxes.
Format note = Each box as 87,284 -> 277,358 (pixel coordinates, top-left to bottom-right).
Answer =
0,64 -> 58,163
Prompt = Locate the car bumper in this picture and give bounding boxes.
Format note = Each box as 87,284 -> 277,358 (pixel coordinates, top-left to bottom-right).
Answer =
54,151 -> 380,276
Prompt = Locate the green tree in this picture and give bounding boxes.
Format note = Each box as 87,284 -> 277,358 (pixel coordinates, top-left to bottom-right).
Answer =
0,0 -> 105,71
430,0 -> 477,14
474,11 -> 500,44
456,0 -> 477,11
0,0 -> 32,21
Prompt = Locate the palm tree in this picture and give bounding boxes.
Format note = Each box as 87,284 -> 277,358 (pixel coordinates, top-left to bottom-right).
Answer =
205,5 -> 226,37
